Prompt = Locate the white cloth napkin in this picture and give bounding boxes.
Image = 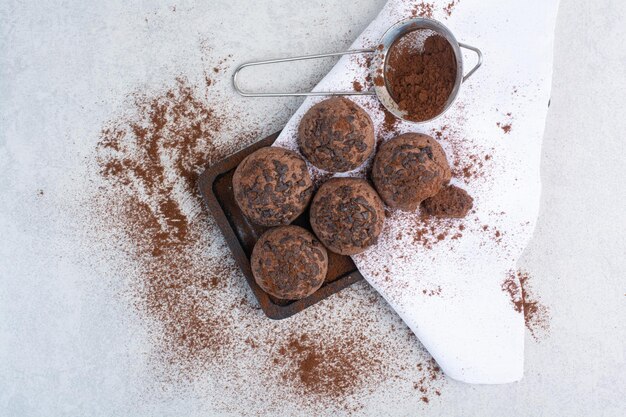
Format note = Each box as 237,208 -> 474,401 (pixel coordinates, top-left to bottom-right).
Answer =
272,0 -> 560,383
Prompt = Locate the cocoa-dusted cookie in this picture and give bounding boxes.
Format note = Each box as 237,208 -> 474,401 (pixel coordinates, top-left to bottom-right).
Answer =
233,147 -> 313,226
372,133 -> 451,211
421,184 -> 473,218
298,97 -> 375,173
310,177 -> 385,255
251,226 -> 328,300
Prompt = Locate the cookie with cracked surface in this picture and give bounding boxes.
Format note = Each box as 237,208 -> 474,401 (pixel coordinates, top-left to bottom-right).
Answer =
233,147 -> 313,226
298,97 -> 375,173
251,225 -> 328,300
372,133 -> 451,211
310,177 -> 385,255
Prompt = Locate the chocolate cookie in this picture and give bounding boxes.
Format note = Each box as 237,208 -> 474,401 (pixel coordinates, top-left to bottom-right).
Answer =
298,97 -> 375,173
310,177 -> 385,255
251,226 -> 328,300
421,184 -> 473,218
233,147 -> 313,226
372,133 -> 451,211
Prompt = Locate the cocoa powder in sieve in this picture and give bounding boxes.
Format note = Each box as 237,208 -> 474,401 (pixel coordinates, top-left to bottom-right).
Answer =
386,31 -> 457,122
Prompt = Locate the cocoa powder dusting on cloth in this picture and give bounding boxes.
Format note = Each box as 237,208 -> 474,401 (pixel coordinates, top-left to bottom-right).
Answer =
383,107 -> 399,134
431,123 -> 494,184
501,270 -> 551,340
497,111 -> 514,134
362,96 -> 399,138
407,1 -> 459,19
351,53 -> 374,90
410,2 -> 435,18
412,217 -> 465,250
443,1 -> 460,17
497,121 -> 512,134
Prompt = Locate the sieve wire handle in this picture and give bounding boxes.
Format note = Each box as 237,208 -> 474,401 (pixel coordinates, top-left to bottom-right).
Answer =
459,43 -> 483,83
232,48 -> 377,97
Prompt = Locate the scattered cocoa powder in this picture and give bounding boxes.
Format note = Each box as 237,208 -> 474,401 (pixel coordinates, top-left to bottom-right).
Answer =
421,184 -> 474,218
382,107 -> 399,133
352,80 -> 363,92
493,228 -> 503,243
501,270 -> 551,340
496,111 -> 514,134
410,2 -> 435,18
361,96 -> 399,137
277,333 -> 382,399
497,122 -> 512,134
413,359 -> 444,400
95,76 -> 250,378
412,217 -> 464,249
353,54 -> 403,137
91,72 -> 449,413
199,44 -> 232,90
272,329 -> 445,408
352,53 -> 374,88
443,1 -> 460,17
450,151 -> 490,183
386,31 -> 457,122
407,0 -> 459,19
290,324 -> 447,412
245,337 -> 259,349
422,286 -> 442,297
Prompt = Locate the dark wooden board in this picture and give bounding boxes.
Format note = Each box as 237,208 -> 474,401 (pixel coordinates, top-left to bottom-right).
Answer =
197,131 -> 363,319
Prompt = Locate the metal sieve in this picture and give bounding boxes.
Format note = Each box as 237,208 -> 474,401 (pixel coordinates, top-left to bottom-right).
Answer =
232,17 -> 483,123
